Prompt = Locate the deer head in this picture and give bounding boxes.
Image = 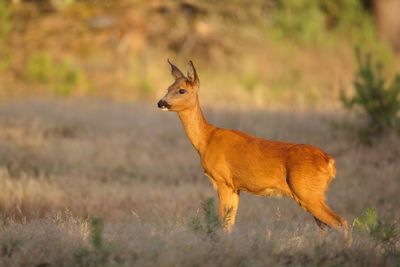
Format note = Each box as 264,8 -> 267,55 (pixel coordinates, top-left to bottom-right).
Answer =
157,59 -> 200,112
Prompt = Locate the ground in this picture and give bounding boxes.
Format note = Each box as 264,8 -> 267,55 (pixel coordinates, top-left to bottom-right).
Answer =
0,99 -> 398,266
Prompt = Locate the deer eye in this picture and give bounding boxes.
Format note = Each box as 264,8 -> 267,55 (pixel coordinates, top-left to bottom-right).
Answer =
178,89 -> 186,94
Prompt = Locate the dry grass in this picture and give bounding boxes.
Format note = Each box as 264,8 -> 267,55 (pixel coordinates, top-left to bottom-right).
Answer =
0,99 -> 399,266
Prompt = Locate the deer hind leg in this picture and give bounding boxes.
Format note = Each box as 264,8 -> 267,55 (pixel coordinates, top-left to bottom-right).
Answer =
287,171 -> 349,238
295,192 -> 349,238
217,184 -> 240,233
319,202 -> 349,239
314,216 -> 329,230
310,201 -> 350,243
307,200 -> 346,229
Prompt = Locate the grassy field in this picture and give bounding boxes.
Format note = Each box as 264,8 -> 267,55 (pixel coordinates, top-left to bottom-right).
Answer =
0,98 -> 398,266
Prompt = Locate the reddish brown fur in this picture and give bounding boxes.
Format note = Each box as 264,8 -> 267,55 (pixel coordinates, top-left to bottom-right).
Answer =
158,60 -> 348,238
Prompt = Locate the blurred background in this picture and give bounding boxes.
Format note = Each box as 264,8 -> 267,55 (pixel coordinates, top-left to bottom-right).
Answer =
0,1 -> 399,266
0,0 -> 399,107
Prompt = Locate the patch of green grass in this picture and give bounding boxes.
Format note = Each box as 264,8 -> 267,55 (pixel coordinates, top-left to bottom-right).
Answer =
353,207 -> 378,232
353,207 -> 398,243
25,52 -> 86,97
26,53 -> 53,83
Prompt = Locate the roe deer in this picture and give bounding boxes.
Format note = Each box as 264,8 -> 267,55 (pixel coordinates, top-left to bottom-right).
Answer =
157,60 -> 349,238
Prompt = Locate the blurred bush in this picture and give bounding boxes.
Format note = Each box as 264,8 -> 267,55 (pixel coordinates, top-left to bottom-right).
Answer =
270,0 -> 377,45
25,52 -> 87,97
272,0 -> 325,43
341,48 -> 400,142
0,0 -> 12,40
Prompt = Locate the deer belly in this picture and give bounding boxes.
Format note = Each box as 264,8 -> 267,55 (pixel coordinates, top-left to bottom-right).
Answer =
242,187 -> 285,197
232,166 -> 290,197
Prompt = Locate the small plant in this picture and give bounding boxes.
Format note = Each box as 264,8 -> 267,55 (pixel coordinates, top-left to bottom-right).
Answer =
190,198 -> 231,240
353,207 -> 378,232
90,217 -> 105,251
74,217 -> 114,267
341,48 -> 400,142
353,207 -> 398,243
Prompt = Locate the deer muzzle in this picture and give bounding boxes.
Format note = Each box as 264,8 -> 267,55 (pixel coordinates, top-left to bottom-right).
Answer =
157,100 -> 171,111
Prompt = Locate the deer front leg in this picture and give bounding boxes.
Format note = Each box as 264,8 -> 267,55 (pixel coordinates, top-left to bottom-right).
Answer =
217,184 -> 240,233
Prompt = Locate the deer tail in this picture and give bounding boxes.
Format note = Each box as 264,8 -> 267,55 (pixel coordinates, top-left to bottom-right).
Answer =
327,157 -> 336,179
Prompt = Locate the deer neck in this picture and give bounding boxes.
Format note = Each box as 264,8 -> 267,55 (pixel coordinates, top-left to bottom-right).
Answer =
177,97 -> 214,155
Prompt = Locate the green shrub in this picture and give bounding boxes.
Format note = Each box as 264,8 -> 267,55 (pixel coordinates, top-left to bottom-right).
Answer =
74,217 -> 114,267
353,208 -> 398,243
190,198 -> 231,240
341,48 -> 400,142
25,53 -> 85,96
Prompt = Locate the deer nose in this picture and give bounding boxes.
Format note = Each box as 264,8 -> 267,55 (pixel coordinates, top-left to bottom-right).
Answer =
157,100 -> 170,109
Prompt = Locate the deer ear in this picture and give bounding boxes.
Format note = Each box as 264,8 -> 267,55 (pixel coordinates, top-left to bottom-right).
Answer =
187,60 -> 199,88
167,59 -> 185,80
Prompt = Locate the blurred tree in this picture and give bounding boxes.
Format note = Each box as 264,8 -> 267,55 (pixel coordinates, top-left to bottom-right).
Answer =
341,48 -> 400,142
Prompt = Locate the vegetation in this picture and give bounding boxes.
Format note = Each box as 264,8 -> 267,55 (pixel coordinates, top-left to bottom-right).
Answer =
341,48 -> 400,142
190,198 -> 232,240
0,0 -> 12,40
0,1 -> 12,72
74,218 -> 115,267
25,53 -> 86,96
353,207 -> 398,243
0,0 -> 397,106
271,0 -> 375,44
